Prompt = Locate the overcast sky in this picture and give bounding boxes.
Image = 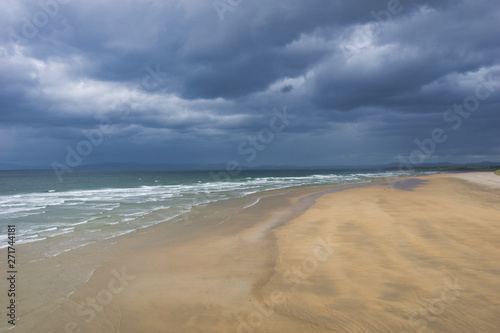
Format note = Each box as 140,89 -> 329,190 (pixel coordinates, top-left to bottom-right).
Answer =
1,0 -> 499,169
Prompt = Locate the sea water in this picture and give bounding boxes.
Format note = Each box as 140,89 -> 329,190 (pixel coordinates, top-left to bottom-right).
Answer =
0,169 -> 430,257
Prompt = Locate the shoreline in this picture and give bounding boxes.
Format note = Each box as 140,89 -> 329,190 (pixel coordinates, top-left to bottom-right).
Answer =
2,172 -> 499,332
2,177 -> 367,332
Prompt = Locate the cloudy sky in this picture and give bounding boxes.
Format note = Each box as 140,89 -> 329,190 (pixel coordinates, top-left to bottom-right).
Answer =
1,0 -> 499,169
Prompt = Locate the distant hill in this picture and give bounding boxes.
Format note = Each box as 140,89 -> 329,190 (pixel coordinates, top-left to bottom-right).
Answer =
1,161 -> 500,172
383,163 -> 500,172
0,163 -> 47,170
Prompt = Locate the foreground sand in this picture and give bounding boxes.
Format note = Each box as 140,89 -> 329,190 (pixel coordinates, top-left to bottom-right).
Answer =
8,172 -> 500,332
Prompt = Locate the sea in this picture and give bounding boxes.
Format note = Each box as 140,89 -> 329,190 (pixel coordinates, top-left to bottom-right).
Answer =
0,169 -> 431,258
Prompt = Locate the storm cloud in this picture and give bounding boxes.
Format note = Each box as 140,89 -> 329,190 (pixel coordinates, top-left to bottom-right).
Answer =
1,0 -> 499,168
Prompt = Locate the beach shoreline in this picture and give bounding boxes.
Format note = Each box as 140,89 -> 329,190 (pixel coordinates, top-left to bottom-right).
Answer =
2,172 -> 500,332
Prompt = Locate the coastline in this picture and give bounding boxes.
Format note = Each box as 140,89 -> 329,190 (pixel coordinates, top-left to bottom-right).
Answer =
2,172 -> 500,332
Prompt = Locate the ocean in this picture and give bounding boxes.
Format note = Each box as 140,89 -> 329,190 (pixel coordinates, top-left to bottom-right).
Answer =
0,169 -> 429,258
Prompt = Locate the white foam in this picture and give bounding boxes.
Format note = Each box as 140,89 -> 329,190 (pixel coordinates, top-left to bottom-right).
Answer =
0,205 -> 46,215
103,229 -> 136,240
47,229 -> 74,237
243,197 -> 260,209
13,236 -> 48,246
66,288 -> 77,297
47,241 -> 97,258
85,268 -> 96,283
25,234 -> 41,239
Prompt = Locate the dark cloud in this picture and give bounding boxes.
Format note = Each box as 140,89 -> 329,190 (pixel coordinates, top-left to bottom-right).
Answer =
0,0 -> 499,168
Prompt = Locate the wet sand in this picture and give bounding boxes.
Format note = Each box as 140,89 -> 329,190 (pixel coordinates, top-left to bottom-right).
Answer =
3,172 -> 500,332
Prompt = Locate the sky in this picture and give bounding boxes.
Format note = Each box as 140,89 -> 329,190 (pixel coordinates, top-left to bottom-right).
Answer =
0,0 -> 499,169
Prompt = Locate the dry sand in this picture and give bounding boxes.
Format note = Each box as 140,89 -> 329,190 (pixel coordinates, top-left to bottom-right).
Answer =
5,172 -> 500,332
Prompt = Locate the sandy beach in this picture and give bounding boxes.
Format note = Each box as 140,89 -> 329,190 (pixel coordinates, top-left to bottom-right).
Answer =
4,172 -> 500,332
